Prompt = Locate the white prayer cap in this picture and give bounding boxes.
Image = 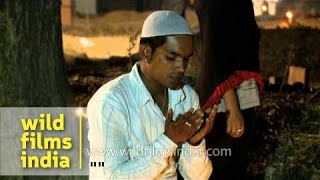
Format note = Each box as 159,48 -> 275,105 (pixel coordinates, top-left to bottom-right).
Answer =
141,10 -> 192,38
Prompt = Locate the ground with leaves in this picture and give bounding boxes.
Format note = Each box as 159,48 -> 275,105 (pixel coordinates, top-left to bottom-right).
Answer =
248,91 -> 320,179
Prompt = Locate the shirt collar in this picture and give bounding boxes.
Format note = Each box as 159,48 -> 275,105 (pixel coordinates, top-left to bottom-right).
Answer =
129,62 -> 186,107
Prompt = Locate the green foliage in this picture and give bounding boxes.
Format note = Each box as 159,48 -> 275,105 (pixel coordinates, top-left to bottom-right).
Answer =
264,104 -> 320,179
259,28 -> 320,82
296,105 -> 320,134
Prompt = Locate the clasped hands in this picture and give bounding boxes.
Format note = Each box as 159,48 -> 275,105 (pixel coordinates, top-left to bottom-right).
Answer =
164,106 -> 217,146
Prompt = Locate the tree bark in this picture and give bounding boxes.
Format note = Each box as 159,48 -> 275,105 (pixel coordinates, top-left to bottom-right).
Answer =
195,0 -> 260,104
161,0 -> 187,16
0,0 -> 72,106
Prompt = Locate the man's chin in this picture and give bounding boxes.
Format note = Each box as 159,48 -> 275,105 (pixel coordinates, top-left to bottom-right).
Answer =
168,83 -> 184,90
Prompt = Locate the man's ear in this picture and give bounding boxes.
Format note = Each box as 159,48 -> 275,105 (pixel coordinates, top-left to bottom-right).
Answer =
139,44 -> 152,62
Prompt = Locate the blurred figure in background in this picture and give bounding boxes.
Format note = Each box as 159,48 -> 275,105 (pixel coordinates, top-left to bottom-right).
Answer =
194,0 -> 264,179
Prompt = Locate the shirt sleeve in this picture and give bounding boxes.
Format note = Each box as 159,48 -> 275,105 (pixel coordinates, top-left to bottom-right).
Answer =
87,100 -> 178,180
178,140 -> 212,180
177,86 -> 213,179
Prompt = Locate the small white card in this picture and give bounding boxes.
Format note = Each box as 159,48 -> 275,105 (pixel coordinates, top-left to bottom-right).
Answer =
217,78 -> 260,112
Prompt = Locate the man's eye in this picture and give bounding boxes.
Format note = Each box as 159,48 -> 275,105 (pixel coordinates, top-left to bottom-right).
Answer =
166,56 -> 175,61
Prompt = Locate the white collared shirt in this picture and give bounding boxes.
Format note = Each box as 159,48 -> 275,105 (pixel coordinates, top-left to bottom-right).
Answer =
87,63 -> 212,180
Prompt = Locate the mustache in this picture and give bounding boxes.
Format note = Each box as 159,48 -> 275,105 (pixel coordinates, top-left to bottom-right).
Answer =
170,73 -> 184,79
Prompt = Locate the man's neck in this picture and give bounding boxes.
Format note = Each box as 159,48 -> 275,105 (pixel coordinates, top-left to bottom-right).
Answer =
138,64 -> 166,98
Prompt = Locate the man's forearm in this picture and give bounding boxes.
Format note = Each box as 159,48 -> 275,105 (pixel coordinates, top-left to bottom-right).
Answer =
223,88 -> 240,112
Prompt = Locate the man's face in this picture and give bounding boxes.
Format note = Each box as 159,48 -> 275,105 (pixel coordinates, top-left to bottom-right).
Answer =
148,35 -> 193,90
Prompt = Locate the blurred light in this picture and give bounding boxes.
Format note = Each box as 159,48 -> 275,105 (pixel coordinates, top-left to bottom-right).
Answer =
286,11 -> 293,25
80,37 -> 95,48
286,11 -> 293,19
76,108 -> 84,116
262,5 -> 268,12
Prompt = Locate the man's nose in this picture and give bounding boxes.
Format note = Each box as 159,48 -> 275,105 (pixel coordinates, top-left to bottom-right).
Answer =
175,57 -> 186,73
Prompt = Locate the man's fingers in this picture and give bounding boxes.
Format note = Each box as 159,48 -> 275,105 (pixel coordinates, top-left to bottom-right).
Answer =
175,108 -> 194,126
200,118 -> 210,134
204,110 -> 215,133
196,109 -> 216,135
187,109 -> 204,125
230,127 -> 237,137
187,106 -> 218,145
206,105 -> 217,130
230,124 -> 244,138
234,125 -> 244,138
175,114 -> 184,126
232,124 -> 239,137
165,108 -> 173,125
226,121 -> 232,134
209,105 -> 218,120
199,106 -> 216,134
191,118 -> 210,141
183,108 -> 195,120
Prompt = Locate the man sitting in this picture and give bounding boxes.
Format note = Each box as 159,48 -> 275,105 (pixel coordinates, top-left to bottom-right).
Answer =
87,10 -> 217,179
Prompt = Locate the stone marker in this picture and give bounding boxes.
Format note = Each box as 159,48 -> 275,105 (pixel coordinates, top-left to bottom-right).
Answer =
288,65 -> 308,85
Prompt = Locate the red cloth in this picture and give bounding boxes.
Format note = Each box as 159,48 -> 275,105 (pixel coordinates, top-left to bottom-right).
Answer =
201,71 -> 264,111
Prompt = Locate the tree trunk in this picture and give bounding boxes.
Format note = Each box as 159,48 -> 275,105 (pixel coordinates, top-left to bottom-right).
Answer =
0,1 -> 83,179
195,0 -> 260,104
161,0 -> 187,16
149,0 -> 163,10
0,0 -> 72,106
